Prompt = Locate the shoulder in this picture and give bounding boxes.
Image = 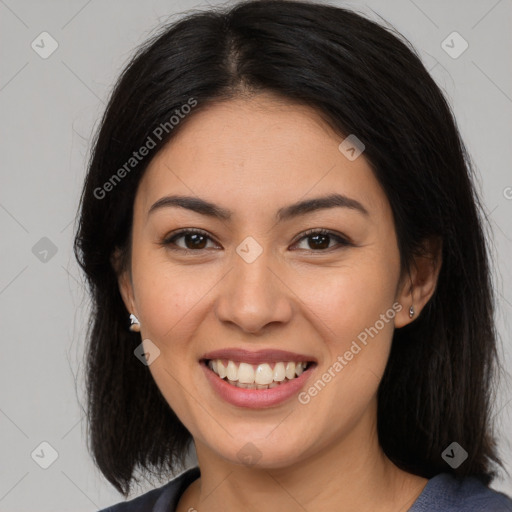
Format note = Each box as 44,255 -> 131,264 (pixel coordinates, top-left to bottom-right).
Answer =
97,466 -> 201,512
410,472 -> 512,512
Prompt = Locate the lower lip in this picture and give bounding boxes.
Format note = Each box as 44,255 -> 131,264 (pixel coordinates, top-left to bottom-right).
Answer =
201,361 -> 315,409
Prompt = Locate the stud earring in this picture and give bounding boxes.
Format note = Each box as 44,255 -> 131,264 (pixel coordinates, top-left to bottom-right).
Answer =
409,305 -> 415,318
129,313 -> 140,332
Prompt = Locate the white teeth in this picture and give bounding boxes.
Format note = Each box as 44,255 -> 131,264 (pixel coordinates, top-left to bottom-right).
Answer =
273,362 -> 286,381
208,359 -> 310,387
238,362 -> 255,384
226,360 -> 238,381
217,360 -> 226,378
255,363 -> 274,385
285,362 -> 296,380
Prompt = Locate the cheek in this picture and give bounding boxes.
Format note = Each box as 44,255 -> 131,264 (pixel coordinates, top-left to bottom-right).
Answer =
132,266 -> 206,426
132,248 -> 209,341
300,255 -> 398,334
298,255 -> 399,387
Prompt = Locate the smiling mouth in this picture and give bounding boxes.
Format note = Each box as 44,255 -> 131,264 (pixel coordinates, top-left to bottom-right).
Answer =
204,359 -> 316,390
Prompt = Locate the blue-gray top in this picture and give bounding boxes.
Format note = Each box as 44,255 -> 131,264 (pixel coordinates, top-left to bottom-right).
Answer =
98,466 -> 512,511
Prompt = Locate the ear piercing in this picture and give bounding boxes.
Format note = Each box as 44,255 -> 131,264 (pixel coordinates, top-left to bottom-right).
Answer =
129,313 -> 140,332
128,308 -> 417,329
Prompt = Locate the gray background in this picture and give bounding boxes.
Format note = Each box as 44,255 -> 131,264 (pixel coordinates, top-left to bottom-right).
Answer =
0,0 -> 511,510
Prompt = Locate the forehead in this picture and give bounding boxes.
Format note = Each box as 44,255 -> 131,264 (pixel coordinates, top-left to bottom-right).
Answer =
135,94 -> 389,224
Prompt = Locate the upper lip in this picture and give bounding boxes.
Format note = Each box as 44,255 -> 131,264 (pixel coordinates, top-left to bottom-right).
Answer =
201,348 -> 317,365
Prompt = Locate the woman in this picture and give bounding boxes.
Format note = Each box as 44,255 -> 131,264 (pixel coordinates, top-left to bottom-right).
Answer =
73,0 -> 512,510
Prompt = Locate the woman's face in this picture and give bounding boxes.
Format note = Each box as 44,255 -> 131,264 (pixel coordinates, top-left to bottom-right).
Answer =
118,93 -> 416,469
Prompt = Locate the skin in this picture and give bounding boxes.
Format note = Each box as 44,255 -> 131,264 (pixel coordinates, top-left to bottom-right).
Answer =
116,93 -> 442,512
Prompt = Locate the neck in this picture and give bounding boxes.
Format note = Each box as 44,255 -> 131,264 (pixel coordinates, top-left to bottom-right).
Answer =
179,403 -> 428,512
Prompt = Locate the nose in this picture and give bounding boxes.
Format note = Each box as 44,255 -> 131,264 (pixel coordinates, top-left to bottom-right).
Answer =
214,248 -> 293,335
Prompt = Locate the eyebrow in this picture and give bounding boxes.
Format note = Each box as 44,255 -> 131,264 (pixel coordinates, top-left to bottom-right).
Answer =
147,193 -> 369,221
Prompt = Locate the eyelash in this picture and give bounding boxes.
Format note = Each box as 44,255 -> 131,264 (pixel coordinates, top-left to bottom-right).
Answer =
161,228 -> 352,254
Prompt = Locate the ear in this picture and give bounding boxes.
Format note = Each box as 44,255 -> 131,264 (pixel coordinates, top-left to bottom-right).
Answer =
111,247 -> 137,316
394,236 -> 442,328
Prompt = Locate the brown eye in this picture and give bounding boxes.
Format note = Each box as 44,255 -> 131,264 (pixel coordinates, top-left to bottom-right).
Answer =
293,229 -> 351,251
163,229 -> 218,251
162,228 -> 351,254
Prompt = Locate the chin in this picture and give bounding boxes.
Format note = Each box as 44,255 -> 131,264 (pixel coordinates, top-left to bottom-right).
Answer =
200,429 -> 312,470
